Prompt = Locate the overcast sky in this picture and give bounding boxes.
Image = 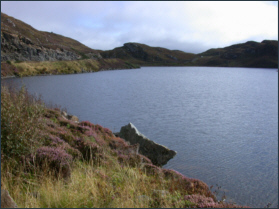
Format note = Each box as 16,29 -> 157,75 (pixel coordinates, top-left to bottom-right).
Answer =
1,1 -> 278,53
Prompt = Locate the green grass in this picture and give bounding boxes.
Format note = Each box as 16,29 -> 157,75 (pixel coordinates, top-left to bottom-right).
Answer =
1,85 -> 45,160
1,58 -> 139,77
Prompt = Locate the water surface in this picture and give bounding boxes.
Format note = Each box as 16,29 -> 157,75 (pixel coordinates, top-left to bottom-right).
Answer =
3,66 -> 278,207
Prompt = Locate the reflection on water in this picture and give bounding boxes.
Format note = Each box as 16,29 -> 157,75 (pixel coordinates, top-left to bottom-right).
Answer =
2,66 -> 278,207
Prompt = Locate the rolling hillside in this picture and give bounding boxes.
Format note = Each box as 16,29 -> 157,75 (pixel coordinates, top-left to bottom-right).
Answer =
195,40 -> 278,68
1,12 -> 277,69
100,42 -> 196,66
1,12 -> 101,62
100,41 -> 278,68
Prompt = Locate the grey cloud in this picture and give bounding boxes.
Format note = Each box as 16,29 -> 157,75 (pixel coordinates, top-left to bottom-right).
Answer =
1,1 -> 277,54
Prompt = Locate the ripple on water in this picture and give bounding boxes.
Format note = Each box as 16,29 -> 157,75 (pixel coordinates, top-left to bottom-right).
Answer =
2,67 -> 278,207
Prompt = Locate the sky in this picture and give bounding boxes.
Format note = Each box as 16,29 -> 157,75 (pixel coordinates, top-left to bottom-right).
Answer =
1,1 -> 278,54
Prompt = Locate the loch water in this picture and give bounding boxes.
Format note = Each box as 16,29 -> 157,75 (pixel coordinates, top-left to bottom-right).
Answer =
2,66 -> 278,208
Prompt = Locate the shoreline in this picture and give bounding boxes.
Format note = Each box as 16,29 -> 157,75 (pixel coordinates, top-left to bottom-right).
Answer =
1,83 -> 252,208
1,75 -> 16,79
1,66 -> 139,79
0,58 -> 140,79
2,64 -> 277,80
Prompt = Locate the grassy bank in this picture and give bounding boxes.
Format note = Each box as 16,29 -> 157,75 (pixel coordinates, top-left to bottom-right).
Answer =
1,58 -> 140,78
1,84 -> 248,208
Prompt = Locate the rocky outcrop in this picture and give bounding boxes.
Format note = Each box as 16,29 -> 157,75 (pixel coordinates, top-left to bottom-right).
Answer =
1,189 -> 18,208
1,31 -> 82,62
118,123 -> 176,166
1,13 -> 102,62
123,43 -> 149,61
61,111 -> 79,123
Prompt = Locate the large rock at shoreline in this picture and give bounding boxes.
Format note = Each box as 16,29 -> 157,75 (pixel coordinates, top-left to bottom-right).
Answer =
118,123 -> 176,166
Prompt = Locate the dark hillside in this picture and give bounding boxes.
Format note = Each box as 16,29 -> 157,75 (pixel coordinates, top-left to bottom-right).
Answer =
1,12 -> 101,62
1,12 -> 277,69
195,40 -> 278,68
100,42 -> 196,66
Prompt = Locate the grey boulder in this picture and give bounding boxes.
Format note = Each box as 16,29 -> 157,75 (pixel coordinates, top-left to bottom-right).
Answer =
118,123 -> 176,166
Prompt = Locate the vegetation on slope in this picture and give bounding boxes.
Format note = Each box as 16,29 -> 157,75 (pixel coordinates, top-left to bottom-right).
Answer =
1,12 -> 277,73
1,12 -> 97,55
1,85 -> 249,208
196,40 -> 278,68
1,58 -> 139,77
100,42 -> 196,66
100,40 -> 278,69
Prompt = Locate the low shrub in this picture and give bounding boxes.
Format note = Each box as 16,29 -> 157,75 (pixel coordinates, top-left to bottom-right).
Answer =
35,146 -> 73,179
43,134 -> 82,159
75,137 -> 101,162
0,84 -> 249,208
141,163 -> 163,176
1,85 -> 45,162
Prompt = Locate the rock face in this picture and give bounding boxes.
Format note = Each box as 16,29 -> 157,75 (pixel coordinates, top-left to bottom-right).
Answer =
1,13 -> 102,62
61,111 -> 79,123
1,31 -> 82,62
1,189 -> 18,208
118,123 -> 176,166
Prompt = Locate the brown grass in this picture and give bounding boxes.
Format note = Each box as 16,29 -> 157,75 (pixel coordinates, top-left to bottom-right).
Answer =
1,58 -> 139,77
1,12 -> 97,54
1,84 -> 249,208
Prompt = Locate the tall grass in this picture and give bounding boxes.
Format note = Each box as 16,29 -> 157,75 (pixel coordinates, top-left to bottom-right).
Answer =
1,85 -> 45,162
11,59 -> 100,76
1,58 -> 139,77
1,85 -> 248,208
1,159 -> 190,208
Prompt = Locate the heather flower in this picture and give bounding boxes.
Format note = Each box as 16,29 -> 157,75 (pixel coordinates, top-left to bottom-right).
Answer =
44,135 -> 82,159
75,137 -> 101,161
109,137 -> 129,150
184,194 -> 217,208
79,121 -> 95,128
162,168 -> 186,179
36,146 -> 73,167
47,135 -> 65,146
77,125 -> 92,134
182,194 -> 249,208
33,146 -> 73,179
103,127 -> 114,137
84,129 -> 95,137
91,132 -> 107,146
142,163 -> 163,176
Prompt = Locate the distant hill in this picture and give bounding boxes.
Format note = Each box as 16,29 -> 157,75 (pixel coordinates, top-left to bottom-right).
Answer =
1,13 -> 101,62
100,41 -> 278,68
1,12 -> 277,69
99,42 -> 196,66
195,40 -> 278,68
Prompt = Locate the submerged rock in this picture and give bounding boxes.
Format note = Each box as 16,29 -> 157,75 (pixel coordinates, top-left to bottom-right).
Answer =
118,123 -> 176,166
